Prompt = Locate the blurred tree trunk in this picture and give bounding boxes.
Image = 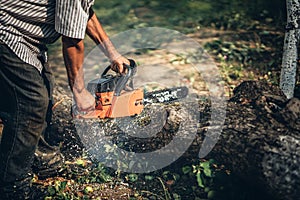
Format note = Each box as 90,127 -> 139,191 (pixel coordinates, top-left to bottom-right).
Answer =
280,0 -> 300,99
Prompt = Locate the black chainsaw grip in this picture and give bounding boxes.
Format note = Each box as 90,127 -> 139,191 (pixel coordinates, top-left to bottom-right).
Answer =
114,59 -> 137,96
101,59 -> 136,77
101,65 -> 111,77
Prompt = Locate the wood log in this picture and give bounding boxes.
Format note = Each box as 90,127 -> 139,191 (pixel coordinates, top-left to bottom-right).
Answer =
203,80 -> 300,200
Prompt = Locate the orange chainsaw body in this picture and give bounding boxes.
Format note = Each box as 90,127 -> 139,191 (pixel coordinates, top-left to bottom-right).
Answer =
76,59 -> 144,119
79,89 -> 144,119
96,89 -> 144,118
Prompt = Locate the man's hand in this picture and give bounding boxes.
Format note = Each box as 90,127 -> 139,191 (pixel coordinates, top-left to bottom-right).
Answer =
73,88 -> 95,113
110,56 -> 130,74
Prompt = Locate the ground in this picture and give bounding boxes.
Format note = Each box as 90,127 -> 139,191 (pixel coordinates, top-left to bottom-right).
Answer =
0,1 -> 299,199
28,25 -> 298,199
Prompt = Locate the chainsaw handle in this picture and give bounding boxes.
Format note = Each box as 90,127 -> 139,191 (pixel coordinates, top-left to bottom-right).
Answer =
100,59 -> 137,96
101,59 -> 137,77
114,59 -> 137,96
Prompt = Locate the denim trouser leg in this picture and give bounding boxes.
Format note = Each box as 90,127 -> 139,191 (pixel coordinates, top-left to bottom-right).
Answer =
0,43 -> 52,184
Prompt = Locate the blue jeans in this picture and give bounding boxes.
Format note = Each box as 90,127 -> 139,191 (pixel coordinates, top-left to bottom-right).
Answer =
0,43 -> 54,185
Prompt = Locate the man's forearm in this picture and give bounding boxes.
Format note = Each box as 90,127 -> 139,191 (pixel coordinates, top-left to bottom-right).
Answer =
86,9 -> 121,61
62,36 -> 85,92
62,36 -> 95,112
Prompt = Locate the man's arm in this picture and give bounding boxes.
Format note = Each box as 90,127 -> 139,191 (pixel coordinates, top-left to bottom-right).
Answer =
61,9 -> 128,113
62,36 -> 95,112
86,9 -> 129,73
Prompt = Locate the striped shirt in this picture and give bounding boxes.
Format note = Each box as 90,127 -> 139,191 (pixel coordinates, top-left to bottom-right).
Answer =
0,0 -> 94,72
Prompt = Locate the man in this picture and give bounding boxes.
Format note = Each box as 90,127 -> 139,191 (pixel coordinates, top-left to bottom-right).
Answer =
0,0 -> 129,199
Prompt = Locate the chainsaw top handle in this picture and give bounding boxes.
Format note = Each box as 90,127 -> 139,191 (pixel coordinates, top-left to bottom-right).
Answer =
101,59 -> 137,96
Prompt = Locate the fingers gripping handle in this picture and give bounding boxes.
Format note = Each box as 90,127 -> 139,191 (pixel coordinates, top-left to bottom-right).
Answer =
101,59 -> 137,77
102,59 -> 137,96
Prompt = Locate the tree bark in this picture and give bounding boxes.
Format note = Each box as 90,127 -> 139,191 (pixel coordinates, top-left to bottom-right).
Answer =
280,0 -> 300,99
203,81 -> 300,200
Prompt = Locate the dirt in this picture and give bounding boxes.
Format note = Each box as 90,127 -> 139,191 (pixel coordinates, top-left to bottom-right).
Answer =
0,28 -> 299,199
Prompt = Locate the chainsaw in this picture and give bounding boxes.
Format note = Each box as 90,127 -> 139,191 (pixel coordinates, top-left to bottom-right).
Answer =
73,59 -> 188,119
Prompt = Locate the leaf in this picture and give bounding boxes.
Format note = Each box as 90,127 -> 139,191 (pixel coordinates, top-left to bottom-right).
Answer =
76,159 -> 85,166
203,167 -> 212,178
182,166 -> 192,174
101,173 -> 112,182
126,173 -> 138,182
84,186 -> 94,194
196,171 -> 205,188
204,187 -> 210,193
207,190 -> 216,199
200,161 -> 210,170
173,193 -> 181,200
145,175 -> 154,181
47,186 -> 56,196
60,181 -> 67,190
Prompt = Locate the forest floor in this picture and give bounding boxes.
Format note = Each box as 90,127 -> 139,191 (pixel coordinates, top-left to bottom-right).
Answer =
0,24 -> 299,200
23,24 -> 297,199
0,1 -> 299,199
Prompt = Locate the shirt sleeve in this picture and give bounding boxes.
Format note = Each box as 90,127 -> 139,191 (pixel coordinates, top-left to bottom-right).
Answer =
55,0 -> 95,39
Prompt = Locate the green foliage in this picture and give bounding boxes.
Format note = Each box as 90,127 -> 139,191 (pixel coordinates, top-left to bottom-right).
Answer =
91,163 -> 113,183
91,0 -> 285,33
44,161 -> 114,199
126,173 -> 139,182
181,165 -> 192,174
193,160 -> 214,188
203,36 -> 282,92
204,39 -> 267,64
46,180 -> 76,200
